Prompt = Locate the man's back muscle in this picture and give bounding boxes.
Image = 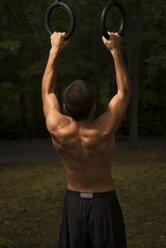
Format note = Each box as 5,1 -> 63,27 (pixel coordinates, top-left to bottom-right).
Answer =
51,118 -> 115,193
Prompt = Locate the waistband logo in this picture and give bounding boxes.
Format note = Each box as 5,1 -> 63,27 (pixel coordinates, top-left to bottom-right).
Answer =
80,193 -> 93,199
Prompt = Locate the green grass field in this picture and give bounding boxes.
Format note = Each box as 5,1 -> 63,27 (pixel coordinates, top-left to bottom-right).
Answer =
0,146 -> 166,248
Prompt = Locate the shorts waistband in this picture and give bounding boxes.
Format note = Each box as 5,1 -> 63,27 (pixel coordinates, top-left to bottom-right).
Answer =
65,189 -> 116,199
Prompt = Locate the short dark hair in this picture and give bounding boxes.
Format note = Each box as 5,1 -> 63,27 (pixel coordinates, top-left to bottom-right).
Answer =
63,80 -> 94,121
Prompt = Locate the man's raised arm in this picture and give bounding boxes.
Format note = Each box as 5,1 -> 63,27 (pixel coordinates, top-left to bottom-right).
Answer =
42,32 -> 69,132
111,42 -> 132,95
96,32 -> 132,134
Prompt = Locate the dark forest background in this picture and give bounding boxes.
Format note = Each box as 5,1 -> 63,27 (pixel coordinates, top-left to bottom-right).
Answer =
0,0 -> 165,150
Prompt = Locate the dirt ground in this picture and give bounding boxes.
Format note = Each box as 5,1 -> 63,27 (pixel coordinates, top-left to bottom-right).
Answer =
0,137 -> 166,165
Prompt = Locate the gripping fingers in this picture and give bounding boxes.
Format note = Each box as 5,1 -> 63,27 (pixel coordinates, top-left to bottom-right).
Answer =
51,31 -> 66,38
102,31 -> 121,41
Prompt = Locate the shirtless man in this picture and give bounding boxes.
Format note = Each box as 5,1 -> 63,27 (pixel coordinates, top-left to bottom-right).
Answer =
42,31 -> 132,248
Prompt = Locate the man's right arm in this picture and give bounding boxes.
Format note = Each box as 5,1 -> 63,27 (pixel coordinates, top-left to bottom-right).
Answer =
95,32 -> 132,135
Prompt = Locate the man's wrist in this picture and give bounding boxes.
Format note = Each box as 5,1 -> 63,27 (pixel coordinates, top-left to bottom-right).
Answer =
110,49 -> 121,57
50,47 -> 60,57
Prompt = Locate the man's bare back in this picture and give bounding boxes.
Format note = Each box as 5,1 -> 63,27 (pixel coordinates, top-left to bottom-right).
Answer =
51,116 -> 115,193
42,31 -> 132,194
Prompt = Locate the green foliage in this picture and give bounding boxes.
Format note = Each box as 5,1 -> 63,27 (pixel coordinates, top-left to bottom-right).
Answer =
0,238 -> 14,248
0,39 -> 21,55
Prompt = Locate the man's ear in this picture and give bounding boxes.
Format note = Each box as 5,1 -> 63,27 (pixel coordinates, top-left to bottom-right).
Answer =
64,104 -> 69,114
63,104 -> 67,112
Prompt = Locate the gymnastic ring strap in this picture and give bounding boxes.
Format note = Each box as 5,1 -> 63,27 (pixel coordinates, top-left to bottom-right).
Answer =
100,1 -> 126,39
45,0 -> 75,40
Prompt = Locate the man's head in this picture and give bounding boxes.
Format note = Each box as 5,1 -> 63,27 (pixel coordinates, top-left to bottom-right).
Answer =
63,80 -> 96,121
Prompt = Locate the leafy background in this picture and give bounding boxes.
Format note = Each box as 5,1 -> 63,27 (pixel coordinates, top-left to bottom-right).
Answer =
0,0 -> 165,141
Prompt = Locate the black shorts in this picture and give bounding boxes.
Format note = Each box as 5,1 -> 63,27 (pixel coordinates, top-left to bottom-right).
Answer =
58,189 -> 127,248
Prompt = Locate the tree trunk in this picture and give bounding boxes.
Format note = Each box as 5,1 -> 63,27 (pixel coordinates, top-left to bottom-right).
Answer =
126,0 -> 143,150
91,0 -> 101,114
19,91 -> 27,132
93,39 -> 100,112
31,89 -> 38,139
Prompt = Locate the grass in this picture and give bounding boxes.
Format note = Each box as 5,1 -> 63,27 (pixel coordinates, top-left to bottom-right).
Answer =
0,146 -> 166,248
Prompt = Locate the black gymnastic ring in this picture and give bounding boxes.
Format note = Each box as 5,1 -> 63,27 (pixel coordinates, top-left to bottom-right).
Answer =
101,1 -> 126,39
45,0 -> 75,40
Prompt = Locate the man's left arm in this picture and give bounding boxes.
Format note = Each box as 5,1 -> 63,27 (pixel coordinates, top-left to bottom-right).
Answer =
42,32 -> 69,133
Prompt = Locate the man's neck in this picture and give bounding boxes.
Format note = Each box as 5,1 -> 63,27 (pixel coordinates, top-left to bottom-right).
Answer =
74,117 -> 94,129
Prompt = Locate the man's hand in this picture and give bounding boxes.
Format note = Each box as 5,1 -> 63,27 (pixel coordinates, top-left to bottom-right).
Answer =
50,32 -> 69,53
102,32 -> 121,54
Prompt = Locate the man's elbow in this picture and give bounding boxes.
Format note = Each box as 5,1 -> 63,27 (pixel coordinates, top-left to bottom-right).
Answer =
120,78 -> 133,97
119,88 -> 133,98
42,86 -> 48,95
